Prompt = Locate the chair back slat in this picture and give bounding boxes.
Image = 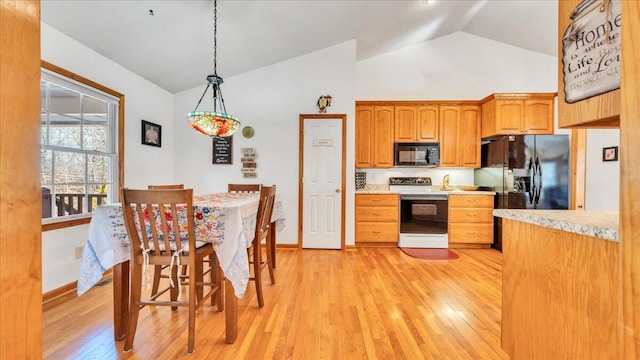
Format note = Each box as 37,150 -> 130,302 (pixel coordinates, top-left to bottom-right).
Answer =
228,183 -> 261,193
121,188 -> 195,257
255,186 -> 276,241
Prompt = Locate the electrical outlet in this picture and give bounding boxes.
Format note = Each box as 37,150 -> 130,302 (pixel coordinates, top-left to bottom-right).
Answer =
75,245 -> 84,259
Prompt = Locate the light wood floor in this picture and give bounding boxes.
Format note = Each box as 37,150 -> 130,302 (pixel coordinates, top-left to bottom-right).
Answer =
43,248 -> 509,359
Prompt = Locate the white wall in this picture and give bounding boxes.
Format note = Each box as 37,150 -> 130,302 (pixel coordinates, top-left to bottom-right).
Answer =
585,129 -> 620,210
172,41 -> 357,247
41,23 -> 175,292
357,32 -> 557,100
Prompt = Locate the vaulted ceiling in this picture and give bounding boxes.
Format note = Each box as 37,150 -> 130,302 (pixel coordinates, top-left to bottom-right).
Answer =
41,0 -> 558,94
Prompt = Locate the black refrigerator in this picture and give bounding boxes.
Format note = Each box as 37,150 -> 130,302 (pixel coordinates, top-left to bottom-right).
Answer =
474,135 -> 570,250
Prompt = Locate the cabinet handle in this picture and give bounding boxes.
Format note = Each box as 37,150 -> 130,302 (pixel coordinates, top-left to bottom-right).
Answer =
373,231 -> 381,234
372,213 -> 381,216
466,232 -> 476,235
372,199 -> 381,202
466,199 -> 476,203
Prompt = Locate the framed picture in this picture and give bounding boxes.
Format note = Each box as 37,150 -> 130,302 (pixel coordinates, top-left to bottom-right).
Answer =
603,146 -> 618,162
142,120 -> 161,147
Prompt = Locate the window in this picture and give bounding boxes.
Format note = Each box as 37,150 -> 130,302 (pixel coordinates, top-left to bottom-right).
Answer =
41,62 -> 124,229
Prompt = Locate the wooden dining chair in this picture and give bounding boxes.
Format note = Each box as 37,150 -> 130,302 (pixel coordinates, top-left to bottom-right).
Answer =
147,184 -> 187,296
121,188 -> 222,354
248,185 -> 276,308
227,183 -> 261,193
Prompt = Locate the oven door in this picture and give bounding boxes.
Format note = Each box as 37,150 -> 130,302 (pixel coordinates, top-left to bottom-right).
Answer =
399,194 -> 448,248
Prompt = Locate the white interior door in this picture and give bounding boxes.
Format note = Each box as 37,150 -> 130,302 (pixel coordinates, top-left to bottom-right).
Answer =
301,116 -> 344,249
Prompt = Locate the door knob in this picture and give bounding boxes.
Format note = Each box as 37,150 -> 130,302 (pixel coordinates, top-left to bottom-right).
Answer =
335,188 -> 341,193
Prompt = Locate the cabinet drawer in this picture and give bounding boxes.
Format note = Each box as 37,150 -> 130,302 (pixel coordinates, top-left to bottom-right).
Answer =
355,207 -> 398,222
449,223 -> 493,243
448,208 -> 494,223
449,195 -> 494,208
355,223 -> 398,242
356,194 -> 398,207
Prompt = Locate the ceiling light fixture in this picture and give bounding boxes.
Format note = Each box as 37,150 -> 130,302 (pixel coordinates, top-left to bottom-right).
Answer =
187,0 -> 240,137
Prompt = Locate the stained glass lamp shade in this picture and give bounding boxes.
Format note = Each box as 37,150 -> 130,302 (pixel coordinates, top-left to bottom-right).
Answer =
187,0 -> 240,137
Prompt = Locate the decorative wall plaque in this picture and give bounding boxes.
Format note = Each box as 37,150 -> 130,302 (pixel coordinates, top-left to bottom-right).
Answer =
212,136 -> 233,164
561,0 -> 621,104
241,147 -> 257,178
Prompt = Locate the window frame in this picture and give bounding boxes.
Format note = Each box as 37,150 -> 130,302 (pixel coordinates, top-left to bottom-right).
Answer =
41,61 -> 125,232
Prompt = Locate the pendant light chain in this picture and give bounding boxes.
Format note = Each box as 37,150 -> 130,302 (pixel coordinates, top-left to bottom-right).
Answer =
213,0 -> 217,76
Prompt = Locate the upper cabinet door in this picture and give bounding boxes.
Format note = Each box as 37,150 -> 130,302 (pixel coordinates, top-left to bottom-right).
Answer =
416,105 -> 439,142
373,106 -> 394,168
496,100 -> 524,134
439,106 -> 460,167
355,106 -> 374,168
523,99 -> 554,133
458,106 -> 481,168
394,106 -> 416,142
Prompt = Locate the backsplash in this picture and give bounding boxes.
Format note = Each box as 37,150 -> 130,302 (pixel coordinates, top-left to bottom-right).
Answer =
358,168 -> 475,187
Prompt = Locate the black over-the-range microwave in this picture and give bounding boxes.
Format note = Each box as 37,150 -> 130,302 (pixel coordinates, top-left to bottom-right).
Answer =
394,142 -> 440,167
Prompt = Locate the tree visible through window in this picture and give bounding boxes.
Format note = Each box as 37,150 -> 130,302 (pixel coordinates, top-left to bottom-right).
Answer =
41,68 -> 120,221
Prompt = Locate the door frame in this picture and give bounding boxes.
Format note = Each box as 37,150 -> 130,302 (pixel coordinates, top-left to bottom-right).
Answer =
298,114 -> 347,250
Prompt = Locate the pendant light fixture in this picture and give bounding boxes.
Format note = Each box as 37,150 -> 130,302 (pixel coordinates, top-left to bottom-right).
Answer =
187,0 -> 240,137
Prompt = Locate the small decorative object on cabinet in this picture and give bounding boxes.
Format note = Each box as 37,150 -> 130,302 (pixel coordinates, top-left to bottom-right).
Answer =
317,95 -> 332,113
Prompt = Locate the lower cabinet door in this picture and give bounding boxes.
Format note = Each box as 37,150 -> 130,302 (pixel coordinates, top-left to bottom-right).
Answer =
355,223 -> 398,242
448,223 -> 493,243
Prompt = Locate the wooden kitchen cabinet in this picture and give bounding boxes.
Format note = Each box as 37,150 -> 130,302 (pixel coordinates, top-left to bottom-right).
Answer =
356,105 -> 394,168
394,105 -> 439,142
448,194 -> 494,247
355,193 -> 398,245
439,105 -> 481,168
480,93 -> 556,139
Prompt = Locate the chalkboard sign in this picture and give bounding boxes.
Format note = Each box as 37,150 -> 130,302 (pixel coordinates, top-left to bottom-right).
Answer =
212,136 -> 233,164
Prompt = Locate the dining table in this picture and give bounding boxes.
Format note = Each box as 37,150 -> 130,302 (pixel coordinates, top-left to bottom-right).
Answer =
77,192 -> 285,344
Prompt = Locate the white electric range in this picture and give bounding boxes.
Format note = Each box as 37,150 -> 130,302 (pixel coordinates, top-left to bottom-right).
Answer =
389,177 -> 449,248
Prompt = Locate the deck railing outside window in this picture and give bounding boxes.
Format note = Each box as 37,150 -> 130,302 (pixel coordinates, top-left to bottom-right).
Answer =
41,188 -> 107,218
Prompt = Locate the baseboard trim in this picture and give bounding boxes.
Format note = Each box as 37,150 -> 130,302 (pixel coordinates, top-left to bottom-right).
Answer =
42,269 -> 112,310
276,243 -> 298,249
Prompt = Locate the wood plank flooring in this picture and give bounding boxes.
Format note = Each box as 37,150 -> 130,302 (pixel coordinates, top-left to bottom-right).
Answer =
43,248 -> 509,359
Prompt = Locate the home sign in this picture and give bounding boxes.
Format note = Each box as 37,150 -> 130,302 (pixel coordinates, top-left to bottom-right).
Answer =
561,0 -> 621,104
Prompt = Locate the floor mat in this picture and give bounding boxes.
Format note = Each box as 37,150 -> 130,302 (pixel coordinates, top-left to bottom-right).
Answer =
400,248 -> 459,260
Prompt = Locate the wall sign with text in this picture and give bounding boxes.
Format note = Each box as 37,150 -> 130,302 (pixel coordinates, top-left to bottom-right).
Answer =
212,136 -> 233,164
561,0 -> 621,104
241,147 -> 257,178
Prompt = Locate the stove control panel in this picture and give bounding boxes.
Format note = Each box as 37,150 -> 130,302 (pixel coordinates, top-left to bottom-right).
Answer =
388,177 -> 432,185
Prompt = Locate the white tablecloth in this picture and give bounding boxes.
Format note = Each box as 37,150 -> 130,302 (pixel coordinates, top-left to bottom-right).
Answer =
77,193 -> 284,298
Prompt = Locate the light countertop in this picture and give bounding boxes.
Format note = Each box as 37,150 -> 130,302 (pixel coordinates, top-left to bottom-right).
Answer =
355,184 -> 495,195
493,209 -> 619,242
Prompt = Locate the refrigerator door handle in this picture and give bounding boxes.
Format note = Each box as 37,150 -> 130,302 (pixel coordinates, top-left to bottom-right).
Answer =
534,157 -> 542,207
528,156 -> 536,205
